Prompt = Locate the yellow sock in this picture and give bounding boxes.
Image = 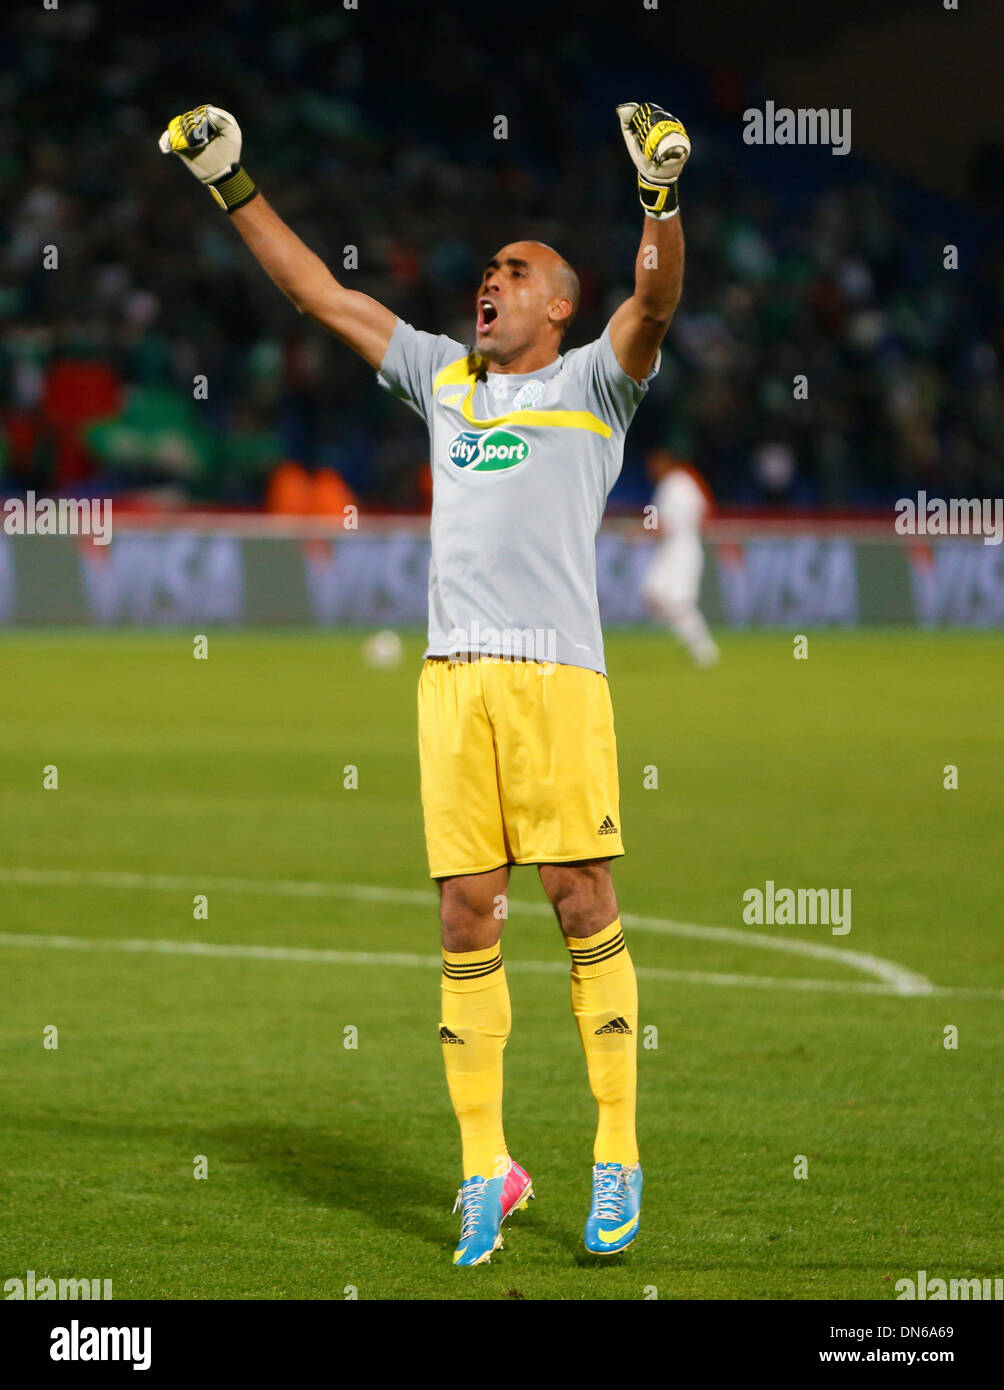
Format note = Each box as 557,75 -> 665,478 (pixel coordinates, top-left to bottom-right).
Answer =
565,918 -> 639,1166
441,943 -> 511,1180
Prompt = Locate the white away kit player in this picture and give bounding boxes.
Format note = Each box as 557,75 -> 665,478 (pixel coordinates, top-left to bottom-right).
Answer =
641,448 -> 719,666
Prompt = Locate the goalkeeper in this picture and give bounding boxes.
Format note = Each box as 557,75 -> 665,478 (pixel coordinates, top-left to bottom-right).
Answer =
161,100 -> 689,1265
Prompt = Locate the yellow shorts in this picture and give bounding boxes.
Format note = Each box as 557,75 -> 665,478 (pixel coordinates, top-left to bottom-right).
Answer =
417,657 -> 624,879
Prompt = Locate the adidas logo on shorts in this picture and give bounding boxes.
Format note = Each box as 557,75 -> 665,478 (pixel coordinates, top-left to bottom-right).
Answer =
595,1016 -> 633,1035
597,815 -> 618,835
439,1026 -> 465,1044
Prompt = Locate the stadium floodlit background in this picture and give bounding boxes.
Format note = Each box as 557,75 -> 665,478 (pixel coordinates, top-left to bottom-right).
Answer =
3,0 -> 1000,511
2,0 -> 1002,1307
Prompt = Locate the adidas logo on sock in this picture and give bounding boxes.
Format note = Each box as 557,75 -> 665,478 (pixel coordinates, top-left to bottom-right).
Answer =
439,1026 -> 465,1044
595,1016 -> 633,1035
597,815 -> 618,835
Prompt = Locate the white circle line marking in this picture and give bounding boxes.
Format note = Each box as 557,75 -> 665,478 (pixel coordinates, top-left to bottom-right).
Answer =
0,930 -> 998,999
0,865 -> 948,997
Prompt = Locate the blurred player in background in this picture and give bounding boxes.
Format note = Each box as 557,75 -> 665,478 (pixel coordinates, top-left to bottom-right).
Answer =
642,448 -> 719,667
160,99 -> 691,1267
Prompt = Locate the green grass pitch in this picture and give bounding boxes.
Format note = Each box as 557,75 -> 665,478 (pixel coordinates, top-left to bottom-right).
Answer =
1,628 -> 1001,1300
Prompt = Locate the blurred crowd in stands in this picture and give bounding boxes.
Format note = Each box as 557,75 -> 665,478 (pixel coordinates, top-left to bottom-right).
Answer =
1,0 -> 1000,513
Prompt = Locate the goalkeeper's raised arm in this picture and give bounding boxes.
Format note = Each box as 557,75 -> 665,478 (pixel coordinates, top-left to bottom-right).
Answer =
158,104 -> 395,369
607,101 -> 688,384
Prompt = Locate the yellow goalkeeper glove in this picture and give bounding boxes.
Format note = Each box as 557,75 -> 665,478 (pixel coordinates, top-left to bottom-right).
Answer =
616,101 -> 690,219
158,104 -> 258,213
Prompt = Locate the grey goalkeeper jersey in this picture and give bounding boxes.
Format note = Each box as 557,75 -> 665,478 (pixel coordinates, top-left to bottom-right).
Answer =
377,319 -> 657,674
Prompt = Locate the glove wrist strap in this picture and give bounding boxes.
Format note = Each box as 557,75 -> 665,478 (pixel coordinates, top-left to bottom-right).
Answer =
209,165 -> 258,213
638,176 -> 679,219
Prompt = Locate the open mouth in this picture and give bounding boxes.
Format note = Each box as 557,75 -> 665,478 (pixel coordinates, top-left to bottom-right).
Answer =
477,298 -> 499,333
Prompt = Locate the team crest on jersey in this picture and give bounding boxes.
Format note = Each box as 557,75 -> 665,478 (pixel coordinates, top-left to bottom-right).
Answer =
512,378 -> 545,409
448,429 -> 531,472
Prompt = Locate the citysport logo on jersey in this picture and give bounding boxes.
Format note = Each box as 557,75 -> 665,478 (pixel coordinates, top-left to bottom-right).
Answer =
448,430 -> 531,472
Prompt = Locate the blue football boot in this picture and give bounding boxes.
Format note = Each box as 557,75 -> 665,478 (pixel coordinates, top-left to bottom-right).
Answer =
452,1160 -> 535,1266
452,1172 -> 506,1266
584,1161 -> 642,1254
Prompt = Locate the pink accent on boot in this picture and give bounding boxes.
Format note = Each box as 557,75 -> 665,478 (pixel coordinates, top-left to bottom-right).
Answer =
500,1160 -> 534,1220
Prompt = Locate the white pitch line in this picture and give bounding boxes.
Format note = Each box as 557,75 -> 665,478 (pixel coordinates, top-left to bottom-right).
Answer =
1,930 -> 1000,999
0,934 -> 995,1000
0,864 -> 976,1000
617,912 -> 932,995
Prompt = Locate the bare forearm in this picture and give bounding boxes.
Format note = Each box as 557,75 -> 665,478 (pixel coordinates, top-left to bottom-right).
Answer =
634,212 -> 684,325
228,193 -> 395,368
230,193 -> 341,316
608,212 -> 685,380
